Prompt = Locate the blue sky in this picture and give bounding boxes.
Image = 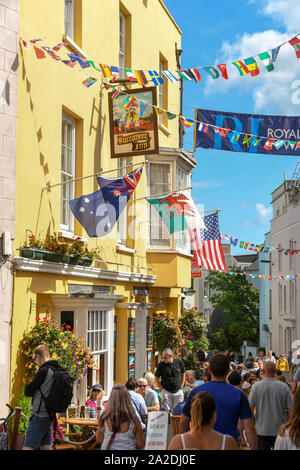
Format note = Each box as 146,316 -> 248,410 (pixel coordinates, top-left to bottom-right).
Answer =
163,0 -> 300,254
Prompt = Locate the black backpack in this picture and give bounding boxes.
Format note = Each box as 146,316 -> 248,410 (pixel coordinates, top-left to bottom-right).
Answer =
39,365 -> 74,419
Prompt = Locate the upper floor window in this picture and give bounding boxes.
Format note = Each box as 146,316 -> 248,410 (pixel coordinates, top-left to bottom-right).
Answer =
148,162 -> 171,247
204,280 -> 210,298
61,114 -> 75,233
204,308 -> 211,324
175,165 -> 190,253
119,12 -> 126,79
117,157 -> 127,246
159,56 -> 168,127
278,244 -> 282,272
289,240 -> 296,270
279,283 -> 283,314
64,0 -> 74,39
290,280 -> 296,315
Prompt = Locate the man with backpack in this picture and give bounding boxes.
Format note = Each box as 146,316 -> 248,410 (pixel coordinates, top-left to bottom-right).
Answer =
23,344 -> 73,450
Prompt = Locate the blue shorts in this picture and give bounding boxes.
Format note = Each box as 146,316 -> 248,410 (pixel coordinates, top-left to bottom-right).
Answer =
24,415 -> 52,449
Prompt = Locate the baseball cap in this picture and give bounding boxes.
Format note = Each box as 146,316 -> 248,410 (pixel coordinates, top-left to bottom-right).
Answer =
89,384 -> 103,391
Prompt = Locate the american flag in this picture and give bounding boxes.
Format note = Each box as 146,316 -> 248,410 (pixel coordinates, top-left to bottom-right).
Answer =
189,211 -> 227,271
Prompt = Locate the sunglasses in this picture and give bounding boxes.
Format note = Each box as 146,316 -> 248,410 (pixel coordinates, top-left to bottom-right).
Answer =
138,384 -> 147,388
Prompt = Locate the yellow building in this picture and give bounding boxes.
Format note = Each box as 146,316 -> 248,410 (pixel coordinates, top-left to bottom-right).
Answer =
11,0 -> 196,404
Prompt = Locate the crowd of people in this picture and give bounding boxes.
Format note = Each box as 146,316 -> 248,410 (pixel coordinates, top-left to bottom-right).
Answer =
22,343 -> 300,451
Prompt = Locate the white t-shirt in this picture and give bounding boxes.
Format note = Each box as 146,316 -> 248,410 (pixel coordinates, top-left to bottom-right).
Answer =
274,429 -> 300,450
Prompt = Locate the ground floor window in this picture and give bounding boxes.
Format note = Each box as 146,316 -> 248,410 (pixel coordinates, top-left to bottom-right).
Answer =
87,310 -> 108,391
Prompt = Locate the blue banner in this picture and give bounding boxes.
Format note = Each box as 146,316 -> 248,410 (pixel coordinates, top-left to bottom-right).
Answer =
194,108 -> 300,156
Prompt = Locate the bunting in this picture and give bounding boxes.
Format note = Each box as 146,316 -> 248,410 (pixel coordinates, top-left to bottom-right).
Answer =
244,57 -> 260,77
216,64 -> 228,79
202,66 -> 220,79
197,267 -> 300,281
82,77 -> 97,88
22,32 -> 300,88
288,36 -> 300,59
148,70 -> 163,86
219,232 -> 300,255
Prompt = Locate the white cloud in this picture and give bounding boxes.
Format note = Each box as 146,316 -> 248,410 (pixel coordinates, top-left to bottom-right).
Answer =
204,2 -> 300,114
192,180 -> 222,188
244,203 -> 272,226
259,0 -> 300,34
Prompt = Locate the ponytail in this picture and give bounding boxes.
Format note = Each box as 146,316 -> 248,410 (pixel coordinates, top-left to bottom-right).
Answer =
190,391 -> 216,434
190,394 -> 203,433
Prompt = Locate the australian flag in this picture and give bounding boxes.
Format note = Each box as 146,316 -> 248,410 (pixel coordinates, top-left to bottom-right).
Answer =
69,166 -> 143,237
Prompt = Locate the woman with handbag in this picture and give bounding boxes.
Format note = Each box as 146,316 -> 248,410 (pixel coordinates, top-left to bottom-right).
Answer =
96,384 -> 145,450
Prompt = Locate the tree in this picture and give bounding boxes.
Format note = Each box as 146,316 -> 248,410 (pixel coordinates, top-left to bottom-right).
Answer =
207,269 -> 259,352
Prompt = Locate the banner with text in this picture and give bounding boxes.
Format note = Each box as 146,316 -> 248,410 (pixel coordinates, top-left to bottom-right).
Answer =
195,108 -> 300,156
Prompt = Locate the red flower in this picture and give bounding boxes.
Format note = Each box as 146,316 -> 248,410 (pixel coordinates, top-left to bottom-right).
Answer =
36,317 -> 40,321
65,325 -> 71,329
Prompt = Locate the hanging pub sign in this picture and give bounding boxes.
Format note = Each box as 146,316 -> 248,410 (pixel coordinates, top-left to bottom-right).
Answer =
194,108 -> 300,156
191,257 -> 203,278
108,86 -> 159,159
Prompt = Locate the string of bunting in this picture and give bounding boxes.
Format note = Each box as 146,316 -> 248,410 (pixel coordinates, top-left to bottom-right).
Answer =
201,267 -> 300,281
21,38 -> 300,151
219,232 -> 300,255
21,32 -> 300,86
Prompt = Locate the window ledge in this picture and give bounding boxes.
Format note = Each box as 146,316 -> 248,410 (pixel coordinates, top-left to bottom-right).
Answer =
147,248 -> 193,258
62,34 -> 87,58
159,123 -> 171,136
59,230 -> 87,242
116,244 -> 136,255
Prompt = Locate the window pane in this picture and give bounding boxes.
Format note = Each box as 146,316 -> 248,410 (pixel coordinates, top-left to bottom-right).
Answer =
149,163 -> 171,246
61,115 -> 75,231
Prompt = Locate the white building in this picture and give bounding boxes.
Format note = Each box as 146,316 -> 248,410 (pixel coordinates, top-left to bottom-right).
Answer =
270,177 -> 300,357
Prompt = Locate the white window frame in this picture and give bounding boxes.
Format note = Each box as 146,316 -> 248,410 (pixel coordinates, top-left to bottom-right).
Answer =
289,240 -> 296,270
64,0 -> 74,39
175,165 -> 191,254
290,280 -> 295,315
279,283 -> 283,314
119,12 -> 125,79
86,310 -> 108,355
204,308 -> 211,324
204,280 -> 210,298
61,113 -> 75,233
117,157 -> 127,246
147,161 -> 172,248
278,244 -> 282,272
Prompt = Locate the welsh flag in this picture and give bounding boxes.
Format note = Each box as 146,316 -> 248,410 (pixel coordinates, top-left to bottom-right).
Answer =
147,190 -> 206,234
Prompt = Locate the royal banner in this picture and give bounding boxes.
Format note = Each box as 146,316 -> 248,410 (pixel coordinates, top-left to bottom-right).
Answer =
194,108 -> 300,156
108,86 -> 159,158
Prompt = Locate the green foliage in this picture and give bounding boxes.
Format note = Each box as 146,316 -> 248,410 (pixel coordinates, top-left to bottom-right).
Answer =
207,269 -> 259,351
10,390 -> 31,435
153,312 -> 181,354
20,316 -> 95,384
153,308 -> 208,365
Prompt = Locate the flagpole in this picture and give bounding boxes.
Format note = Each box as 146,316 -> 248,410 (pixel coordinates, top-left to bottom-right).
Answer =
135,186 -> 192,202
44,160 -> 146,191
